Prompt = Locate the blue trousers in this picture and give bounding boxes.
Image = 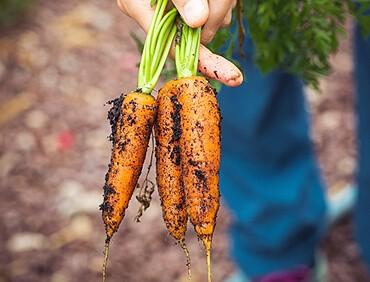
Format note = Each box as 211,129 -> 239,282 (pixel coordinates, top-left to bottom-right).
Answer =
219,25 -> 370,277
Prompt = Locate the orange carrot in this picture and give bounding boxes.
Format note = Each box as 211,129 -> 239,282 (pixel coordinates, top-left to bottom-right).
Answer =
155,80 -> 191,277
174,17 -> 221,281
177,76 -> 221,282
101,92 -> 156,241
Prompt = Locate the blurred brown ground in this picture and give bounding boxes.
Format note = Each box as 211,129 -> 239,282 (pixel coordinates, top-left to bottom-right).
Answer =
0,0 -> 369,281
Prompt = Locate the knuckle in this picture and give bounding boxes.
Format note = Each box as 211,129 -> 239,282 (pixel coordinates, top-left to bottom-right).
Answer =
116,0 -> 128,14
221,9 -> 233,27
202,30 -> 216,44
221,17 -> 232,27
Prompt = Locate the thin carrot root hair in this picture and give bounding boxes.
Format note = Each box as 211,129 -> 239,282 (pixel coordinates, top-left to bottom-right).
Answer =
135,133 -> 156,222
178,239 -> 192,281
202,236 -> 212,282
102,237 -> 111,282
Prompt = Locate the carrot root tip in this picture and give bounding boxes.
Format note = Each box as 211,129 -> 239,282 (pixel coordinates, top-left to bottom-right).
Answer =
202,237 -> 212,282
178,239 -> 192,281
102,238 -> 111,282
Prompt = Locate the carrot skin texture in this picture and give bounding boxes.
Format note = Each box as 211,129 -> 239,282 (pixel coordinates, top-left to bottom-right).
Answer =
101,92 -> 157,239
177,76 -> 221,242
155,81 -> 188,242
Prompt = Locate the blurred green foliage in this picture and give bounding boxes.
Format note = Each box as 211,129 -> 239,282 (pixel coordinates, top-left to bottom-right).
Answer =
209,0 -> 370,89
0,0 -> 32,26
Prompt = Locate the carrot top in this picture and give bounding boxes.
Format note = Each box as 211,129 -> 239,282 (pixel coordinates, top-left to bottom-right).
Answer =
138,0 -> 177,94
175,19 -> 201,78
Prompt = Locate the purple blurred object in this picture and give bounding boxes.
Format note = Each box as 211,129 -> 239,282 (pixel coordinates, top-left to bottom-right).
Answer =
253,266 -> 311,282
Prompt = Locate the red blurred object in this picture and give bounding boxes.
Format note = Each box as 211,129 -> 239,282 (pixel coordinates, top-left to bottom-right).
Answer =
57,130 -> 75,151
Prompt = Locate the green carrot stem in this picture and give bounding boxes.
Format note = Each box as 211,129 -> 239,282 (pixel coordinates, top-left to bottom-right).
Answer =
137,0 -> 178,94
150,8 -> 177,74
175,43 -> 181,79
148,0 -> 167,62
192,28 -> 201,75
189,27 -> 201,75
180,24 -> 187,61
175,19 -> 201,78
144,0 -> 165,82
185,26 -> 193,59
146,25 -> 177,91
141,0 -> 163,84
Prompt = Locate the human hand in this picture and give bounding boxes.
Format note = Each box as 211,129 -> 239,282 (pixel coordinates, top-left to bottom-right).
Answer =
117,0 -> 243,87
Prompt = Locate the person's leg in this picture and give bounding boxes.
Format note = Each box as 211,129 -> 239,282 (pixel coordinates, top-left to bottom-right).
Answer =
219,34 -> 327,278
354,24 -> 370,269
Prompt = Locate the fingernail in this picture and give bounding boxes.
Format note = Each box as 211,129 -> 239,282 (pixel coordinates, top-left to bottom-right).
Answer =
183,0 -> 208,27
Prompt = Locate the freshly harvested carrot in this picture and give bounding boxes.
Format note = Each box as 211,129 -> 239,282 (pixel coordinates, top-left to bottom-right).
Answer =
177,76 -> 221,282
100,1 -> 178,281
175,22 -> 221,282
101,92 -> 156,240
155,80 -> 191,276
101,92 -> 156,282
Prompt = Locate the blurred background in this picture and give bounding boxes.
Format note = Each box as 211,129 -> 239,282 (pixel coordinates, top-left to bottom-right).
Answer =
0,0 -> 369,281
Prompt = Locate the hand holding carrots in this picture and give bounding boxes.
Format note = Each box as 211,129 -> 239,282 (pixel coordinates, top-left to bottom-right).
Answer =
117,0 -> 243,87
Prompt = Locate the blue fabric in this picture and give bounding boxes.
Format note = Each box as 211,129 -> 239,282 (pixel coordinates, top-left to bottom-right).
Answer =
218,33 -> 327,277
354,25 -> 370,269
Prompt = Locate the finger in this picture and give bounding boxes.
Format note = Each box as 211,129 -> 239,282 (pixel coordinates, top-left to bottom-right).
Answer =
201,0 -> 233,44
198,45 -> 243,87
117,0 -> 154,32
169,44 -> 243,87
220,8 -> 232,28
172,0 -> 209,28
116,0 -> 127,14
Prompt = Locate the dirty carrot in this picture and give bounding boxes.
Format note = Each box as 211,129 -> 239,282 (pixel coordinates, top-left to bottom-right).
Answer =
101,91 -> 156,281
101,92 -> 156,236
176,21 -> 221,282
155,80 -> 191,278
100,1 -> 177,281
178,76 -> 220,282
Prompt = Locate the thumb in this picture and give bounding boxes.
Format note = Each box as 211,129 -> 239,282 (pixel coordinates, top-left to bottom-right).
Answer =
172,0 -> 209,28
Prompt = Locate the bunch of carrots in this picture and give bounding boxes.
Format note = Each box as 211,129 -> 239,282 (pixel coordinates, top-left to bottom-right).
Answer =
100,1 -> 227,281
